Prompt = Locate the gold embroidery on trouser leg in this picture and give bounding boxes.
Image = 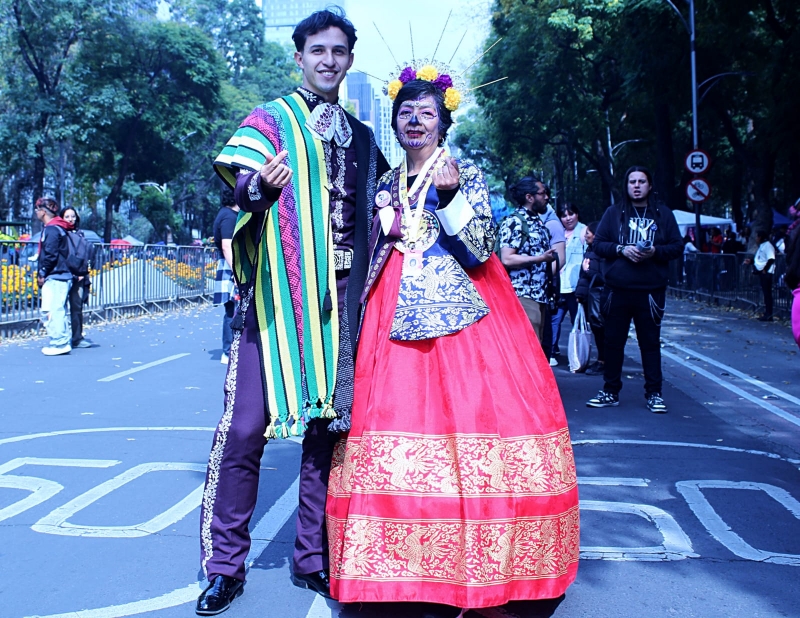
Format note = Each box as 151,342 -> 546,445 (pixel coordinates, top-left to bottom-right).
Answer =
200,288 -> 253,576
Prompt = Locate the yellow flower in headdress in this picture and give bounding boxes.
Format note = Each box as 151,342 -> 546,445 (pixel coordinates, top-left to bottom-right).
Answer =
416,65 -> 438,82
444,87 -> 462,111
387,79 -> 403,100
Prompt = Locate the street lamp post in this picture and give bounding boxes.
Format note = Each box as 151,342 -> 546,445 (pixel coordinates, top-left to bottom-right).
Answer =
665,0 -> 703,247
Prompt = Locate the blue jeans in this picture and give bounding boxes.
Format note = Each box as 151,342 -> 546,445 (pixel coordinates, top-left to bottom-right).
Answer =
41,278 -> 72,347
551,292 -> 578,354
221,300 -> 236,355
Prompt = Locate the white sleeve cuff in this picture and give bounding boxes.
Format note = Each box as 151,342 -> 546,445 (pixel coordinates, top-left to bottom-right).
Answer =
436,191 -> 475,236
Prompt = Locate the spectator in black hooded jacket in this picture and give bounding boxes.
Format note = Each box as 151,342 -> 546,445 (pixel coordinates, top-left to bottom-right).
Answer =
586,166 -> 683,413
575,221 -> 606,375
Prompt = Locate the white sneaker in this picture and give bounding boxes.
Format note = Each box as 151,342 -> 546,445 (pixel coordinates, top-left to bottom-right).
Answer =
42,345 -> 71,356
549,357 -> 558,367
220,353 -> 229,365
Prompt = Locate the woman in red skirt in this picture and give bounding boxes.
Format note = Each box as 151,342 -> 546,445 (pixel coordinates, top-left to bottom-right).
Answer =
326,77 -> 579,618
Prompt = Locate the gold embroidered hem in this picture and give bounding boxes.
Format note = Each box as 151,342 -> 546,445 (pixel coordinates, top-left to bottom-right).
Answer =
328,429 -> 577,498
328,507 -> 580,584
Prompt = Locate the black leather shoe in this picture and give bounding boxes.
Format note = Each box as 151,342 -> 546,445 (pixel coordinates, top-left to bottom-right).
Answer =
196,575 -> 244,615
291,569 -> 332,598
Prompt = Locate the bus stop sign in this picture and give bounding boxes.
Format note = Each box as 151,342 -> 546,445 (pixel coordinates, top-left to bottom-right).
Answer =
685,150 -> 711,175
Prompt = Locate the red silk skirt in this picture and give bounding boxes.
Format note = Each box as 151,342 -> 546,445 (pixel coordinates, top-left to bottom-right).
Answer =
326,251 -> 579,608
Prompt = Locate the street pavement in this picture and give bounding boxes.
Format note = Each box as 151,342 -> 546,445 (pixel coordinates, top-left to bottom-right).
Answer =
0,297 -> 798,618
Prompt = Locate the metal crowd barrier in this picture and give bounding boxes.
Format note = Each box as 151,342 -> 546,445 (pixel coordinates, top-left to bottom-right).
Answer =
671,252 -> 790,318
1,241 -> 219,337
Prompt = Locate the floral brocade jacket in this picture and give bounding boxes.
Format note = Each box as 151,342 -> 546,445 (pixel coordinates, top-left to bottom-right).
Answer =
361,159 -> 496,341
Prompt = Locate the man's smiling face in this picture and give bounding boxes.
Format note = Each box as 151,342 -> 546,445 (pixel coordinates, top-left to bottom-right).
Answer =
294,27 -> 353,102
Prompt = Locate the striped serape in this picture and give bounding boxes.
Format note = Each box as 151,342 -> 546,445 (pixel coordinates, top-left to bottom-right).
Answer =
213,93 -> 339,440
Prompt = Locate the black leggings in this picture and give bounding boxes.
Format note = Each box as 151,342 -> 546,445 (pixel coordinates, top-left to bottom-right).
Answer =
602,287 -> 665,396
69,278 -> 88,345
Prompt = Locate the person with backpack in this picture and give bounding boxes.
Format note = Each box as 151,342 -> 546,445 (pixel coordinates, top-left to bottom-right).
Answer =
34,197 -> 73,356
497,176 -> 557,341
61,207 -> 93,349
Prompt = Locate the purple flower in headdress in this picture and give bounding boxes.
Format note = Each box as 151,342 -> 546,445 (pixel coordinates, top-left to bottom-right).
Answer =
433,74 -> 453,91
399,67 -> 417,83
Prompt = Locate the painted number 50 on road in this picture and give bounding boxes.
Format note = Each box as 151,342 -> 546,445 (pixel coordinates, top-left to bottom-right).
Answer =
0,457 -> 205,538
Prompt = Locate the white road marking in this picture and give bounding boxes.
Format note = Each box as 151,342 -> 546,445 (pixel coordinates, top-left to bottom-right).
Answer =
6,426 -> 301,618
245,476 -> 300,568
0,458 -> 120,523
580,500 -> 697,561
572,439 -> 800,466
661,349 -> 800,428
677,480 -> 800,566
97,353 -> 190,382
32,462 -> 206,538
25,583 -> 204,618
0,426 -> 215,447
304,595 -> 344,618
667,341 -> 800,407
579,477 -> 650,486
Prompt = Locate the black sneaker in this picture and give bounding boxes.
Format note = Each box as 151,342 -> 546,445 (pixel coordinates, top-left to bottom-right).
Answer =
646,393 -> 668,413
587,390 -> 619,407
585,361 -> 605,376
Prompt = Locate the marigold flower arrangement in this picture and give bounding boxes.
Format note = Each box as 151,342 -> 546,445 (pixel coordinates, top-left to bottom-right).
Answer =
385,60 -> 465,112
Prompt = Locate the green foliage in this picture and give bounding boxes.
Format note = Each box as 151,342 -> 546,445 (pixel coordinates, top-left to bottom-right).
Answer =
472,0 -> 800,230
137,186 -> 182,243
0,0 -> 301,243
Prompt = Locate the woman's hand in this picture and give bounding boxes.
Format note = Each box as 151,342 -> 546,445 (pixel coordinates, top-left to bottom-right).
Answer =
433,157 -> 460,191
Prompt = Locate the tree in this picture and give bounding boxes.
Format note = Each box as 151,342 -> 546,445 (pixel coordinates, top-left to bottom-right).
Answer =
67,16 -> 227,241
137,186 -> 182,243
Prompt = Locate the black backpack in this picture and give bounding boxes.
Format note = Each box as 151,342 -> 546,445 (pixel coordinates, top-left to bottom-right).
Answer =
56,228 -> 94,276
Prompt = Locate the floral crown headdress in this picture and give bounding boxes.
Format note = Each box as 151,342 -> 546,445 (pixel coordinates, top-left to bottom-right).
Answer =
361,14 -> 507,113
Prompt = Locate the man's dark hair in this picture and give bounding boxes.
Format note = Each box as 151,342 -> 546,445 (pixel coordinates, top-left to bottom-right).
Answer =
390,79 -> 454,145
509,176 -> 545,207
61,207 -> 80,228
557,202 -> 580,218
35,197 -> 59,215
587,220 -> 600,235
220,185 -> 236,209
621,165 -> 654,209
292,6 -> 357,52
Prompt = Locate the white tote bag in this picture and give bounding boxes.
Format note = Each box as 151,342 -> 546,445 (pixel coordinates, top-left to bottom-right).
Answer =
568,304 -> 592,373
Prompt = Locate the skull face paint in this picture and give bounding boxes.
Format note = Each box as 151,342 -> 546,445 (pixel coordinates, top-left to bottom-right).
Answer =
396,96 -> 440,151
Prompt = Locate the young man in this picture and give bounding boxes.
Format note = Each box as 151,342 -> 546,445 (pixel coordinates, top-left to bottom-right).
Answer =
587,166 -> 682,413
196,8 -> 389,615
498,177 -> 557,341
211,187 -> 239,365
35,197 -> 73,356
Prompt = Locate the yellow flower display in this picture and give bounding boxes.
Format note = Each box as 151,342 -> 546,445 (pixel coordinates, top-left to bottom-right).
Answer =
387,79 -> 403,100
416,65 -> 438,82
1,261 -> 39,307
444,87 -> 462,111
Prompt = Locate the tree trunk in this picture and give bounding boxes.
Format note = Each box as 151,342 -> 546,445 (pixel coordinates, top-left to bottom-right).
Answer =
33,139 -> 46,207
653,101 -> 677,210
730,158 -> 744,230
752,152 -> 776,237
104,160 -> 128,243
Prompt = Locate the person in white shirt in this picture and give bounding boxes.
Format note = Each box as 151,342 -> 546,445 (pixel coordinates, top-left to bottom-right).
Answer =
749,230 -> 776,321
